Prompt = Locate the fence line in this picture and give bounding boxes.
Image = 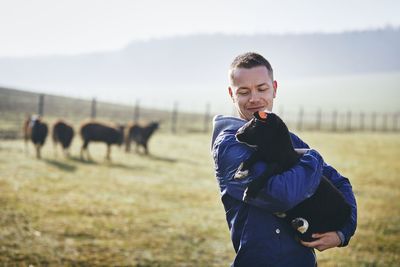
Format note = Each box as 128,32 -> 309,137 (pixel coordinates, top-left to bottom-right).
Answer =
1,90 -> 399,139
282,109 -> 400,133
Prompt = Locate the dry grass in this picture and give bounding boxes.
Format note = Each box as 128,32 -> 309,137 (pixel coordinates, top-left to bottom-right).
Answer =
0,131 -> 399,266
300,132 -> 400,267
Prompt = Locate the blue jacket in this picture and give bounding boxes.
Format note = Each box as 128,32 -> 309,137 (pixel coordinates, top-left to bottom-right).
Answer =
211,115 -> 357,267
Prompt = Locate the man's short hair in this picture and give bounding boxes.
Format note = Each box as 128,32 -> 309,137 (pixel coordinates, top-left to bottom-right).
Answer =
229,52 -> 274,84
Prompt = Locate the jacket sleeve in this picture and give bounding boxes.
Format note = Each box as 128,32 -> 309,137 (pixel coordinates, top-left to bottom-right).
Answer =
290,133 -> 357,246
213,133 -> 323,213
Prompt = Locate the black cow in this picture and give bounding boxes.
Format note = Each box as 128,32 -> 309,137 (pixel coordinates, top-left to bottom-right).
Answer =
235,111 -> 351,242
23,115 -> 48,159
80,121 -> 124,161
125,122 -> 159,154
52,120 -> 74,157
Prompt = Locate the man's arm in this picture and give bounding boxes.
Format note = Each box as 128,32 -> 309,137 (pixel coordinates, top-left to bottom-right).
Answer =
213,133 -> 324,213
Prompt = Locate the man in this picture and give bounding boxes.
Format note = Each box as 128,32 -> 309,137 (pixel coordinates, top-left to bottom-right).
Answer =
211,52 -> 357,266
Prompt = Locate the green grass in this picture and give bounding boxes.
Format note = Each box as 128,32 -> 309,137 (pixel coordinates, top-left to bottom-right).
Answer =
0,132 -> 399,266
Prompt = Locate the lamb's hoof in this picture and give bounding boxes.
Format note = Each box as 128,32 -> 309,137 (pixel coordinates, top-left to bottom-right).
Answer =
291,217 -> 309,234
234,170 -> 249,179
233,162 -> 249,180
234,163 -> 248,179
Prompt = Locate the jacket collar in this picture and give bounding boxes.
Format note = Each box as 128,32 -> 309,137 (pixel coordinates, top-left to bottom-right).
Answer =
211,115 -> 246,149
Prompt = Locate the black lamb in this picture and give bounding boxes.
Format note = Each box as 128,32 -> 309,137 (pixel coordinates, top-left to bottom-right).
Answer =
53,120 -> 74,157
125,121 -> 159,154
23,115 -> 48,159
80,121 -> 125,161
235,111 -> 351,242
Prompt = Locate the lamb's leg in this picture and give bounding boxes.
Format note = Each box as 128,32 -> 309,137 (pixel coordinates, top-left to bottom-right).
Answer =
106,144 -> 111,161
63,148 -> 69,158
87,149 -> 93,161
53,140 -> 58,158
125,137 -> 131,152
135,143 -> 140,154
80,145 -> 85,160
24,138 -> 29,155
36,144 -> 41,159
234,151 -> 261,179
81,140 -> 89,161
54,145 -> 58,158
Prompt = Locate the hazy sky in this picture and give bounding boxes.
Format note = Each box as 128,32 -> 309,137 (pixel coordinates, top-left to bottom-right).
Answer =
1,0 -> 399,57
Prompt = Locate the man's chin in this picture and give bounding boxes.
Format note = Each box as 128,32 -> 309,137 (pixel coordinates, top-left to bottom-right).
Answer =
242,113 -> 254,121
246,109 -> 263,115
247,107 -> 272,114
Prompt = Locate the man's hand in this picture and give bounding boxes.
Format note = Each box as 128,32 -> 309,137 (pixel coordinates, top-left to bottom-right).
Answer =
300,232 -> 341,252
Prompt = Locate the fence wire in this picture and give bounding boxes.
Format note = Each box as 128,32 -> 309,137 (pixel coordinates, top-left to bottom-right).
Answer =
1,87 -> 399,139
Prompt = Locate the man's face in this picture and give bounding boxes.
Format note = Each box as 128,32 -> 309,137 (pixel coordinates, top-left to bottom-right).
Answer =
229,66 -> 277,121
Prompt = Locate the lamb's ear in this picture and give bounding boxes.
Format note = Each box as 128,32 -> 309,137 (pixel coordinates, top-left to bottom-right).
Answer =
253,111 -> 268,121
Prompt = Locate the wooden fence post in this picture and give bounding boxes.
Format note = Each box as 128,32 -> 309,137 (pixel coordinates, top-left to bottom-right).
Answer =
346,111 -> 352,132
360,112 -> 365,131
171,102 -> 178,134
204,103 -> 211,133
297,107 -> 304,131
331,110 -> 337,132
38,94 -> 45,116
382,113 -> 388,132
371,112 -> 377,132
393,112 -> 399,132
316,109 -> 322,131
133,99 -> 140,123
91,98 -> 97,119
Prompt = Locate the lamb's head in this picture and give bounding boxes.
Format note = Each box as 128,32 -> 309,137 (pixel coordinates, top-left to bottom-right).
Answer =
29,114 -> 41,128
236,111 -> 292,162
235,111 -> 281,147
149,122 -> 160,132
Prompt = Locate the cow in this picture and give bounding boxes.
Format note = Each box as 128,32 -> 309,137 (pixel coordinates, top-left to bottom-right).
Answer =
52,120 -> 74,157
23,115 -> 48,159
125,121 -> 159,155
234,111 -> 351,242
80,121 -> 125,161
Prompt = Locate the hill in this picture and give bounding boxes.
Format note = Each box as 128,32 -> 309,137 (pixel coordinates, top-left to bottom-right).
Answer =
0,28 -> 399,113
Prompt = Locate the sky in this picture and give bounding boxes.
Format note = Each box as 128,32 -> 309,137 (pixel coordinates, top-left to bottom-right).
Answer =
1,0 -> 399,57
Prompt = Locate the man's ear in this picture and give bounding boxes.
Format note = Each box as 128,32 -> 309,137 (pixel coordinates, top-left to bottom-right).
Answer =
228,87 -> 235,102
273,80 -> 278,98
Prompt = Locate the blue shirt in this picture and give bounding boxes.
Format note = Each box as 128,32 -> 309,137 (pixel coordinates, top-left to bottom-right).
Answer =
211,115 -> 357,267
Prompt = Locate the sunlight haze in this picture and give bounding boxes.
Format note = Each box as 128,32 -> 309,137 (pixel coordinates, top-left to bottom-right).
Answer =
1,0 -> 399,56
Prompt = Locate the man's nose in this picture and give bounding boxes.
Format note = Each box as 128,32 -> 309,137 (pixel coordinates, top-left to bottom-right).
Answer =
249,92 -> 259,102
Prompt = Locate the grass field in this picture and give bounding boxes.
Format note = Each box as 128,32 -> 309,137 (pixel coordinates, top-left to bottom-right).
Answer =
0,131 -> 399,266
